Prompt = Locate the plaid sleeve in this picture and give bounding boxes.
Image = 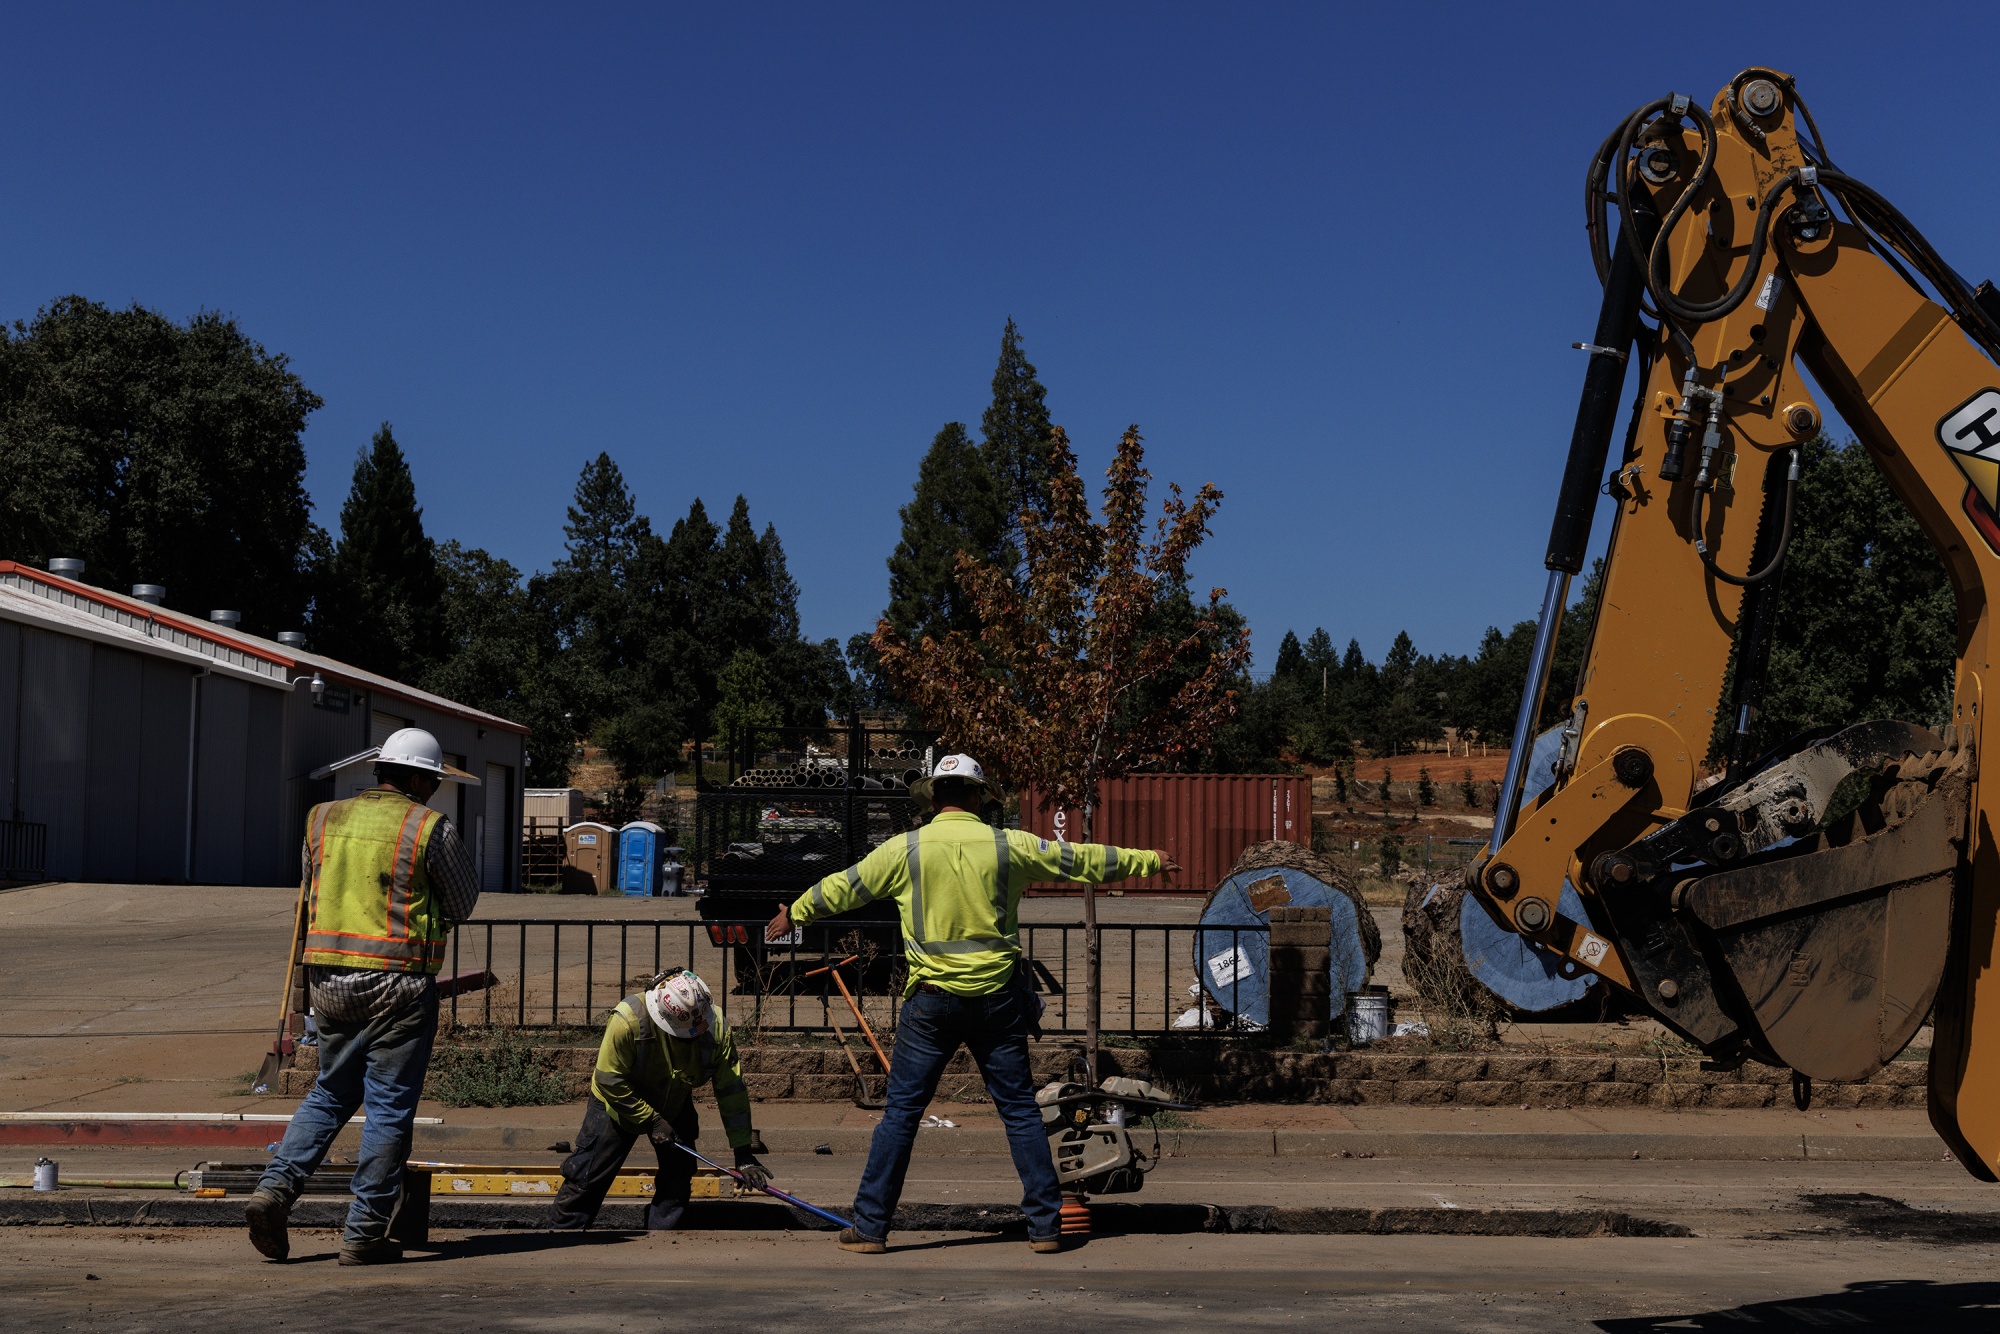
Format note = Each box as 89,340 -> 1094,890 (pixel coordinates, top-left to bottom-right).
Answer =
425,817 -> 482,926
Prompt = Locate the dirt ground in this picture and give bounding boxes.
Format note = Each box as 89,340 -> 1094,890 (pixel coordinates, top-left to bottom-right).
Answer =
5,1227 -> 1997,1332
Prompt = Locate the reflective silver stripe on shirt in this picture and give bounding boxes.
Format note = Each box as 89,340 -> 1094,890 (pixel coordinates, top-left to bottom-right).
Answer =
811,881 -> 828,915
992,828 -> 1011,919
907,934 -> 1020,955
905,830 -> 926,942
846,864 -> 874,905
720,1110 -> 753,1128
1059,841 -> 1075,880
1105,846 -> 1122,879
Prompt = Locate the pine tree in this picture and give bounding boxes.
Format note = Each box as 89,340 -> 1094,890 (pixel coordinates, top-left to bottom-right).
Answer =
1274,630 -> 1306,679
1380,765 -> 1394,803
713,647 -> 783,743
885,422 -> 1011,644
979,318 -> 1055,547
1461,767 -> 1479,807
320,424 -> 446,679
1417,766 -> 1436,807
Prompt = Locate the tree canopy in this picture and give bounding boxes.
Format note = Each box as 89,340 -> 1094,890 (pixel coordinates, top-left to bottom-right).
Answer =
0,295 -> 323,631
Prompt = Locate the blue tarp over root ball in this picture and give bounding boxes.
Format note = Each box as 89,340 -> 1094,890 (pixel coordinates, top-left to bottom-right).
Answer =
1196,865 -> 1372,1026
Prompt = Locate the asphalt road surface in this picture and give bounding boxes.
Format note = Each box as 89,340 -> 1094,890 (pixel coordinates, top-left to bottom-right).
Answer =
5,1228 -> 1998,1332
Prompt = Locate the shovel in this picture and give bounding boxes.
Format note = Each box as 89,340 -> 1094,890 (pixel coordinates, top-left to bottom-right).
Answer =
804,955 -> 890,1110
253,881 -> 310,1095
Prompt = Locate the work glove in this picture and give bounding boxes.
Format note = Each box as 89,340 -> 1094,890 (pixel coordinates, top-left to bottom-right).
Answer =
733,1145 -> 772,1192
646,1117 -> 678,1151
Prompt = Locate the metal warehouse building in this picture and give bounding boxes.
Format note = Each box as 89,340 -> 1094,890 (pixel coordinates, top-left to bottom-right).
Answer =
0,561 -> 529,890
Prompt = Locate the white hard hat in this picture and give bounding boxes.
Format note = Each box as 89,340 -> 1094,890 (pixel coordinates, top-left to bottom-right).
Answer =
931,754 -> 987,782
376,728 -> 477,783
645,969 -> 713,1039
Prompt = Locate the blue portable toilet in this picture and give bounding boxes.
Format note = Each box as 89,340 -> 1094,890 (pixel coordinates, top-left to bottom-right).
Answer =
617,821 -> 668,897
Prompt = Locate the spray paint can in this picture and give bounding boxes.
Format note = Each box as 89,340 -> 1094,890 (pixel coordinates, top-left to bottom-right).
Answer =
32,1158 -> 57,1191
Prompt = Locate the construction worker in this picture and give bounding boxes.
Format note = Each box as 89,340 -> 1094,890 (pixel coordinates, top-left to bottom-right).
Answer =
245,728 -> 481,1266
550,967 -> 770,1229
764,754 -> 1175,1254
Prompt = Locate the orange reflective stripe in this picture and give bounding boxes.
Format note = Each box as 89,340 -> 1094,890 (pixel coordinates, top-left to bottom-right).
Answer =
386,805 -> 425,941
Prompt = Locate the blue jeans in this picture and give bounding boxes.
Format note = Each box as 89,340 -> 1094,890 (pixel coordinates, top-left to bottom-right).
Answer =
258,985 -> 438,1244
851,979 -> 1061,1242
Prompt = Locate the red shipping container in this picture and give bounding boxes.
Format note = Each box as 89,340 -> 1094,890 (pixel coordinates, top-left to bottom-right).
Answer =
1015,774 -> 1312,894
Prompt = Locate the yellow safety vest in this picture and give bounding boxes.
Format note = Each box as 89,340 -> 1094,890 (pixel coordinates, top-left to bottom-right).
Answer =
789,811 -> 1160,996
301,788 -> 448,975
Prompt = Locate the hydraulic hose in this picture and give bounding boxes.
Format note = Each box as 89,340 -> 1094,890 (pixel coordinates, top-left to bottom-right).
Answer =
1692,448 -> 1800,587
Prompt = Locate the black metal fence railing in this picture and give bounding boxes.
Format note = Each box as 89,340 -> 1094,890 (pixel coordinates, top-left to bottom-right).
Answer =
0,819 -> 47,879
446,919 -> 1271,1039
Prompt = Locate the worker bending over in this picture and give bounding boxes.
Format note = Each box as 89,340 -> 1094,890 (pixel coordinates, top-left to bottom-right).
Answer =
766,754 -> 1173,1254
247,729 -> 481,1266
551,968 -> 770,1230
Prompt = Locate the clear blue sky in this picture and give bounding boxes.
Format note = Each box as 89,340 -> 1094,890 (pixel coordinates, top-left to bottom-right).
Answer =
5,4 -> 1995,671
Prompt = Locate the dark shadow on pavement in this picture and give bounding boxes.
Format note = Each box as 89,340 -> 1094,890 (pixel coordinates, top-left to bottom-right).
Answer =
411,1230 -> 641,1261
1597,1280 -> 2000,1332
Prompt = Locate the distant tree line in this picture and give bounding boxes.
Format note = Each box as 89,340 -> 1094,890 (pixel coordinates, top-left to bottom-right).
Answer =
2,296 -> 1958,789
0,296 -> 850,789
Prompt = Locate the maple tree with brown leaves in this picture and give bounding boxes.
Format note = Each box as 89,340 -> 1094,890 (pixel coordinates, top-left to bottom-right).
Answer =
873,423 -> 1248,1077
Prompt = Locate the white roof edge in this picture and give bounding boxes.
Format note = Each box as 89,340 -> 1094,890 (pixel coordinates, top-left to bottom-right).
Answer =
0,587 -> 287,689
0,568 -> 528,735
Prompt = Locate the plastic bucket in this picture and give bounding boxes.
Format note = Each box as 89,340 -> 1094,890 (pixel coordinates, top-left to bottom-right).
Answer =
32,1158 -> 57,1191
1345,987 -> 1392,1045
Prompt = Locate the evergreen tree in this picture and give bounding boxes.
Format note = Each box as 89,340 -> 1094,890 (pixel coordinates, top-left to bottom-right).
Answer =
1273,630 -> 1306,679
1417,766 -> 1436,807
1461,767 -> 1479,807
320,424 -> 446,679
979,318 -> 1055,546
423,542 -> 573,787
713,647 -> 783,743
885,422 -> 1011,644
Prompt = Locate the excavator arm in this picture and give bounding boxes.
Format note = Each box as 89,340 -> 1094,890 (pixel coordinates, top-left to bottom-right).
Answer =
1478,68 -> 2000,1179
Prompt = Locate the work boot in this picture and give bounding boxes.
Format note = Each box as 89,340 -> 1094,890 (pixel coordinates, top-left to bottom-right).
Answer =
244,1190 -> 291,1262
338,1238 -> 405,1266
836,1226 -> 885,1254
1029,1235 -> 1064,1254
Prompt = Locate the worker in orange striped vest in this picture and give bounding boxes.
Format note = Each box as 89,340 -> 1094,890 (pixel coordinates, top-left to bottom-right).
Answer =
246,728 -> 481,1267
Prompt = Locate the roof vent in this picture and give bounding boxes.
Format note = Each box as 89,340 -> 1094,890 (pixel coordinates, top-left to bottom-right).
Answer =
49,558 -> 85,579
131,584 -> 167,605
276,631 -> 308,649
209,610 -> 243,629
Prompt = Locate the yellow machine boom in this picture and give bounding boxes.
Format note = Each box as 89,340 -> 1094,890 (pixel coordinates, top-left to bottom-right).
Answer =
1478,68 -> 2000,1179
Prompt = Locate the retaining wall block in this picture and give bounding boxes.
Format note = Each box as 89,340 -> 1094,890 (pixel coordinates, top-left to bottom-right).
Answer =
1612,1058 -> 1665,1083
1358,1056 -> 1423,1081
1580,1081 -> 1650,1108
1392,1080 -> 1456,1106
744,1073 -> 794,1100
1483,1056 -> 1552,1082
1352,1080 -> 1402,1104
1453,1081 -> 1524,1107
1876,1062 -> 1927,1087
1417,1055 -> 1487,1082
1649,1083 -> 1705,1109
1546,1057 -> 1617,1082
1702,1083 -> 1777,1109
1312,1078 -> 1361,1105
1520,1081 -> 1585,1106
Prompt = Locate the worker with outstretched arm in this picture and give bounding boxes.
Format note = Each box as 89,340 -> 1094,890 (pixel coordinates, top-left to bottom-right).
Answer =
765,754 -> 1175,1254
246,729 -> 481,1266
549,967 -> 771,1230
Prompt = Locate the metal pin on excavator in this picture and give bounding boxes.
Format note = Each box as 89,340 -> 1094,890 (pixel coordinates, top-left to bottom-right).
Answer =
1480,67 -> 2000,1178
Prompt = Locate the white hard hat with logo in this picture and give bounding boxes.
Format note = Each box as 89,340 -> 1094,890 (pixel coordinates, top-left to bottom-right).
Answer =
911,753 -> 1004,811
645,969 -> 713,1039
376,728 -> 479,783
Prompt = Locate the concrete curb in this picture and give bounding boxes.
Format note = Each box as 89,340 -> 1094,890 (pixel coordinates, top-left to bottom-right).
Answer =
0,1195 -> 1690,1239
399,1124 -> 1950,1163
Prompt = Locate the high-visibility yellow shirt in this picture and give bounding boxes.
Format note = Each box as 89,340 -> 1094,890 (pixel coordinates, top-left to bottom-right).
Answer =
789,811 -> 1160,997
590,997 -> 755,1150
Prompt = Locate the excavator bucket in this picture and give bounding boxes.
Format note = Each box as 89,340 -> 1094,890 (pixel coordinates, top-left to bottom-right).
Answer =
1679,752 -> 1966,1083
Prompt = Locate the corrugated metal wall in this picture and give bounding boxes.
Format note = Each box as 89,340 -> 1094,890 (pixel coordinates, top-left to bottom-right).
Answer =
1017,773 -> 1314,893
0,608 -> 527,889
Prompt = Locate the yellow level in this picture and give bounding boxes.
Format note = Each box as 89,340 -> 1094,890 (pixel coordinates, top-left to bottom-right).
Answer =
421,1166 -> 736,1199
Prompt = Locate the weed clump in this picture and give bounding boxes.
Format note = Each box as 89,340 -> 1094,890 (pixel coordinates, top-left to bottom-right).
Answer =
429,1029 -> 574,1107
